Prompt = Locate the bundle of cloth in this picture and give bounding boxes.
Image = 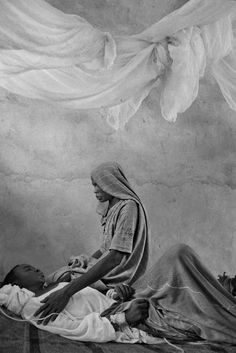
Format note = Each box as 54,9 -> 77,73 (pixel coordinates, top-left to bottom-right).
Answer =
0,0 -> 235,129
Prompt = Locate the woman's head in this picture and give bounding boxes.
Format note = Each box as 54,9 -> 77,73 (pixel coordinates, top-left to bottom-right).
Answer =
91,162 -> 134,202
2,264 -> 45,292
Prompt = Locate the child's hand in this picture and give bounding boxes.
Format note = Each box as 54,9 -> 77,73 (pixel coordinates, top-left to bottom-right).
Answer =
125,299 -> 149,326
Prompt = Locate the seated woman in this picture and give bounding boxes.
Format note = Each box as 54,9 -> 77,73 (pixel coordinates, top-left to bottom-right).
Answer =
1,244 -> 236,344
36,161 -> 149,324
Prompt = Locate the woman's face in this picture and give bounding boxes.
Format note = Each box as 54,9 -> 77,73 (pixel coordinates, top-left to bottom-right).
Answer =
14,264 -> 45,289
91,178 -> 113,203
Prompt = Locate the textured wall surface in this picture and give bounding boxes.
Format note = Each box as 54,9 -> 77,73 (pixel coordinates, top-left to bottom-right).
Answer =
1,0 -> 236,279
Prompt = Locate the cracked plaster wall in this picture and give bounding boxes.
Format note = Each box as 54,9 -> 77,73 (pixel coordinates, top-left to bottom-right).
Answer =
0,0 -> 236,279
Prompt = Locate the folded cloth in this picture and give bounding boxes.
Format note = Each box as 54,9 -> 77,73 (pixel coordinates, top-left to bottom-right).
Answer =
0,284 -> 34,315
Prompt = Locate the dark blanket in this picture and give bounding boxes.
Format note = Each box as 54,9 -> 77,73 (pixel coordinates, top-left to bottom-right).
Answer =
1,311 -> 236,353
101,244 -> 236,345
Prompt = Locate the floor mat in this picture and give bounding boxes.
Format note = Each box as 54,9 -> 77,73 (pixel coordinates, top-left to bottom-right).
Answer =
1,311 -> 235,353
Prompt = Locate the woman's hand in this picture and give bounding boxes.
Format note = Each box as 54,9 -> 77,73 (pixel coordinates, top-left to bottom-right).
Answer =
34,287 -> 71,325
113,283 -> 135,301
125,299 -> 149,326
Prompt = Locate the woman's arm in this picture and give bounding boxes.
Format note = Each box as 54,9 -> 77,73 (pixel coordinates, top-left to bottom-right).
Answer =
34,249 -> 125,324
65,249 -> 123,297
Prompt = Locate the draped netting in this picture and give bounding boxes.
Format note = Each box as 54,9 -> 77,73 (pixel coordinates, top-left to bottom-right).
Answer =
0,0 -> 236,129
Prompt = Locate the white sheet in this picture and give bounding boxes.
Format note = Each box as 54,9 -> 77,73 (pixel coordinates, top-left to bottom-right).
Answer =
0,283 -> 116,342
0,282 -> 163,344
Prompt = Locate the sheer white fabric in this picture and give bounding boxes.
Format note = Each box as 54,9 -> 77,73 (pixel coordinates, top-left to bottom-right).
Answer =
0,0 -> 235,129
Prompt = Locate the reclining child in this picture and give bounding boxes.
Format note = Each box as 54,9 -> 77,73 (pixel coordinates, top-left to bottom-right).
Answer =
1,244 -> 236,344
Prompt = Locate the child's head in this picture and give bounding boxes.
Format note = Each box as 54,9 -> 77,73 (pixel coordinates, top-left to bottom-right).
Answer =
2,264 -> 45,292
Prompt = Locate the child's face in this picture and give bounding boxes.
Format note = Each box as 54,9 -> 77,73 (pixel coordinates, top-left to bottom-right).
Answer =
14,264 -> 45,289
